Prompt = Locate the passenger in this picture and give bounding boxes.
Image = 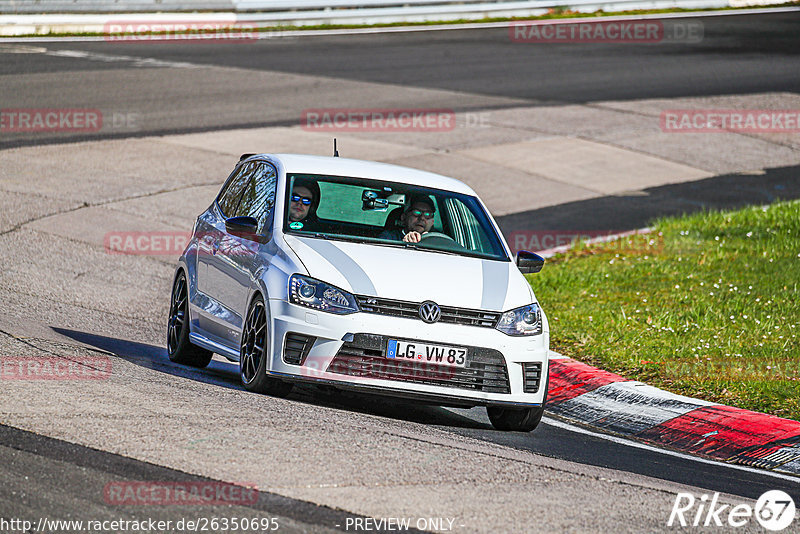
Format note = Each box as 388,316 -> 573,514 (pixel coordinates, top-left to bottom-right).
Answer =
288,178 -> 320,227
379,194 -> 436,243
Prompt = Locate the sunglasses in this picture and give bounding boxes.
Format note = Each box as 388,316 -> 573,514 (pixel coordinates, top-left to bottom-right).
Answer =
291,194 -> 313,205
409,209 -> 435,219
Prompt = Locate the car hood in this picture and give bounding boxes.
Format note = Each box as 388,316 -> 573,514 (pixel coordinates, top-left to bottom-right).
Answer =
282,235 -> 534,311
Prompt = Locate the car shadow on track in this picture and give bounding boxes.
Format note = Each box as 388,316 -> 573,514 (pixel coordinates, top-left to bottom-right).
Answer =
497,163 -> 800,235
52,327 -> 490,431
52,327 -> 245,389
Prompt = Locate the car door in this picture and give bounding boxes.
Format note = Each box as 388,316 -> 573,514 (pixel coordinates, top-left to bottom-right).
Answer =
194,161 -> 254,341
205,161 -> 278,346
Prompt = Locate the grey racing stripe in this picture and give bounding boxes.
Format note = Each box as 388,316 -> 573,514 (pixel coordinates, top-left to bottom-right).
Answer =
301,239 -> 377,295
481,260 -> 509,310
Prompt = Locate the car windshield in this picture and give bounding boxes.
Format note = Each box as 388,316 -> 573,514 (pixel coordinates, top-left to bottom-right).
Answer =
283,173 -> 509,261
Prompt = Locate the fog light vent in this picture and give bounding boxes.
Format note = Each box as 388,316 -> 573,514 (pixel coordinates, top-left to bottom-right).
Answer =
283,333 -> 315,365
522,362 -> 542,394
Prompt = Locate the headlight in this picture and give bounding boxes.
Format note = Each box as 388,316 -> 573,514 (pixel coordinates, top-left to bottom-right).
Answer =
495,303 -> 542,336
289,274 -> 360,315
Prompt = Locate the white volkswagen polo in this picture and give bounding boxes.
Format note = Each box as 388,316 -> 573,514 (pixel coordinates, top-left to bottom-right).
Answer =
168,154 -> 550,431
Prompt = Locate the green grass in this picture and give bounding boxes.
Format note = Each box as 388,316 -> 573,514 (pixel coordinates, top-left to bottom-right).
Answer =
532,200 -> 800,421
4,2 -> 799,38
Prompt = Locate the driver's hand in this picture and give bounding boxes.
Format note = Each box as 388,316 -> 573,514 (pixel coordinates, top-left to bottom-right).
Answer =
403,231 -> 422,243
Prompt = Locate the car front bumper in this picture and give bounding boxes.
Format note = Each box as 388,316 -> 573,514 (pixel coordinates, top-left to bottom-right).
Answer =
265,299 -> 549,407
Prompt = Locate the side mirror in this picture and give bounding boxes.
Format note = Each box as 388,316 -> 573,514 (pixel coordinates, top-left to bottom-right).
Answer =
225,216 -> 259,241
517,250 -> 544,274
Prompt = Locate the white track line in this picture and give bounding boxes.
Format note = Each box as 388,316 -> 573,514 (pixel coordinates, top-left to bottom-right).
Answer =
0,7 -> 798,43
542,416 -> 800,483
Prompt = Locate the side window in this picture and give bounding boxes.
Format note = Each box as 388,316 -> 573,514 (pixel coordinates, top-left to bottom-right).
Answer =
233,162 -> 278,234
430,196 -> 443,232
444,197 -> 496,254
217,163 -> 253,217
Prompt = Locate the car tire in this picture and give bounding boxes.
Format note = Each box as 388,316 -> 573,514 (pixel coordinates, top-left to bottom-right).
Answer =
487,374 -> 549,432
167,271 -> 213,368
240,294 -> 293,397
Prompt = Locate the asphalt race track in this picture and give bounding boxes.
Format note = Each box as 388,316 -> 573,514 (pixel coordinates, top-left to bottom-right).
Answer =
1,10 -> 799,533
2,11 -> 800,149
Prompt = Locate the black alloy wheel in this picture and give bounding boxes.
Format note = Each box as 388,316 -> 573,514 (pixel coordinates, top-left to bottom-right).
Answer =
240,295 -> 293,397
167,271 -> 213,368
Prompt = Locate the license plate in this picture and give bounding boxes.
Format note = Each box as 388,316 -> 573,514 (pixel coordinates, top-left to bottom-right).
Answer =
386,339 -> 467,368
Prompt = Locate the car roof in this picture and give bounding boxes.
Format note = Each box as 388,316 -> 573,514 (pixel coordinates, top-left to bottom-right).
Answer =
260,153 -> 477,196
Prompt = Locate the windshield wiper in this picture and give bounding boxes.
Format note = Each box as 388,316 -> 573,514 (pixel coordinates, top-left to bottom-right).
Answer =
396,241 -> 461,256
306,232 -> 371,245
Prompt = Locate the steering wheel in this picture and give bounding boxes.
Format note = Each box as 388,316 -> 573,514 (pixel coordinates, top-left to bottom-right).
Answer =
420,231 -> 456,242
418,232 -> 466,251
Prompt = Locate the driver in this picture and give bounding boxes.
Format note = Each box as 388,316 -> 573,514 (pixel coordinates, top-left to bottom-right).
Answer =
379,194 -> 435,243
288,178 -> 321,228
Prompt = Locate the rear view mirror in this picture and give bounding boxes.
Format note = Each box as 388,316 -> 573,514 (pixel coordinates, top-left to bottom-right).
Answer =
362,189 -> 389,211
517,250 -> 545,274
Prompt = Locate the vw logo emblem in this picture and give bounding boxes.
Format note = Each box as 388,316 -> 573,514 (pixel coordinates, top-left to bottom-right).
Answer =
419,301 -> 441,323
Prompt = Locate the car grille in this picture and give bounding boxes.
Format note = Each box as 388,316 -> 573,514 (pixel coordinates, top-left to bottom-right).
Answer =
327,333 -> 510,394
522,362 -> 543,394
355,296 -> 502,328
283,333 -> 315,365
